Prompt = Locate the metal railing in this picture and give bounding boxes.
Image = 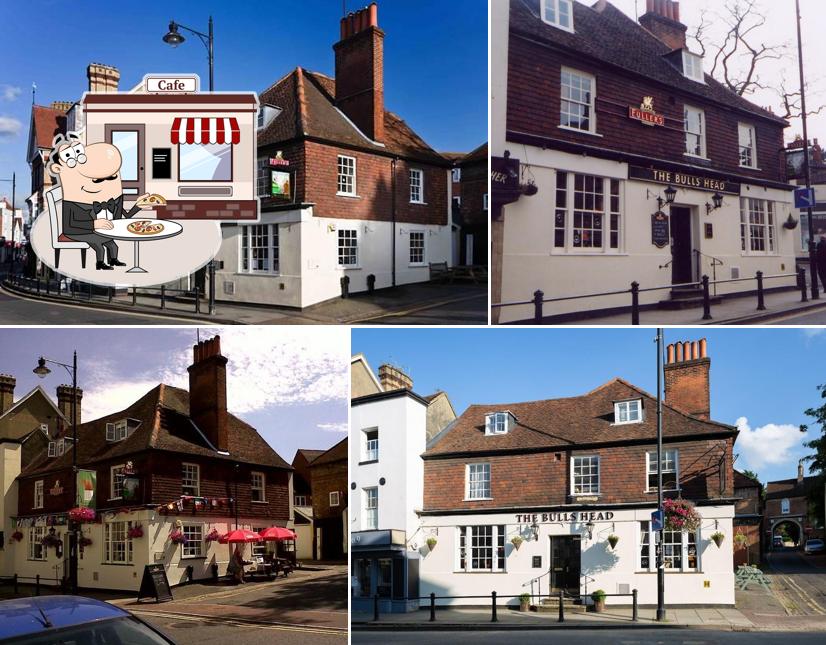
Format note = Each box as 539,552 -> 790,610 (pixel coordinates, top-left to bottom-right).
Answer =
693,249 -> 724,294
492,269 -> 808,325
0,573 -> 62,596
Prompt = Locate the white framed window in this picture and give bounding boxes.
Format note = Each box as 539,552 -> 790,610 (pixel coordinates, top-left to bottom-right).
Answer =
57,439 -> 65,456
337,155 -> 357,196
571,455 -> 600,494
47,442 -> 56,458
251,471 -> 266,502
541,0 -> 574,32
740,198 -> 775,254
409,168 -> 424,203
781,498 -> 790,514
483,194 -> 488,210
182,524 -> 204,558
34,480 -> 44,509
330,491 -> 340,507
240,224 -> 279,274
684,105 -> 706,157
560,68 -> 595,133
739,123 -> 757,168
251,526 -> 267,558
554,171 -> 622,252
639,521 -> 651,569
457,525 -> 506,572
409,231 -> 425,265
104,521 -> 133,564
256,157 -> 269,196
182,463 -> 200,497
485,411 -> 509,435
364,487 -> 378,530
29,527 -> 46,561
294,495 -> 308,506
646,450 -> 679,491
466,463 -> 491,500
682,51 -> 705,83
363,428 -> 379,462
105,418 -> 136,442
338,229 -> 359,267
451,168 -> 461,182
638,524 -> 698,572
110,464 -> 125,500
614,399 -> 642,424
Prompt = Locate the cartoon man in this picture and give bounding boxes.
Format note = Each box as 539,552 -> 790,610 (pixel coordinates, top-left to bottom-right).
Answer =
47,133 -> 153,270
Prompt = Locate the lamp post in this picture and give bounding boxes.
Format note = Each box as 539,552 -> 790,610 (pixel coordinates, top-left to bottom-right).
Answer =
655,329 -> 665,621
1,172 -> 16,276
163,16 -> 217,315
33,351 -> 78,594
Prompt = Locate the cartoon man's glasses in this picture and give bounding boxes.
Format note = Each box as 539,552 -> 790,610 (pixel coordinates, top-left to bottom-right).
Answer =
58,143 -> 87,168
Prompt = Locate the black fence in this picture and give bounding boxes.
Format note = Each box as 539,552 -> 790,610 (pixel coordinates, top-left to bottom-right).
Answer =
492,269 -> 809,325
0,574 -> 62,596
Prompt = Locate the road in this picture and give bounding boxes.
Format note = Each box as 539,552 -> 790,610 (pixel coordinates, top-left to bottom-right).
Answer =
759,306 -> 826,325
352,629 -> 826,644
765,550 -> 826,615
0,287 -> 194,325
361,294 -> 488,325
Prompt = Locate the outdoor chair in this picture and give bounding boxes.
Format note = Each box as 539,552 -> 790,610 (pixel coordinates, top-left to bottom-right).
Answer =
46,186 -> 87,269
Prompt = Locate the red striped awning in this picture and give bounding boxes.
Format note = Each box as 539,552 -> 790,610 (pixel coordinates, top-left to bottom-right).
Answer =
171,117 -> 240,145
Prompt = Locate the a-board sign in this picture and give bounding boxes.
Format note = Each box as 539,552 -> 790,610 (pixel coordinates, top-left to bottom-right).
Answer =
137,563 -> 173,603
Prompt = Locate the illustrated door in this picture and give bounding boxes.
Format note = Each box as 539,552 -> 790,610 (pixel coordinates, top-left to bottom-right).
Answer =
670,206 -> 693,285
105,124 -> 146,198
549,535 -> 581,595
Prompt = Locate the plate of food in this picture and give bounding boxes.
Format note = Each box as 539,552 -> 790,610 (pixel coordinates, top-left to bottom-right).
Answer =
135,193 -> 167,208
127,220 -> 165,235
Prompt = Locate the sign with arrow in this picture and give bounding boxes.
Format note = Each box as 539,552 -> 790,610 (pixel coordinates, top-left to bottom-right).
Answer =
794,187 -> 816,210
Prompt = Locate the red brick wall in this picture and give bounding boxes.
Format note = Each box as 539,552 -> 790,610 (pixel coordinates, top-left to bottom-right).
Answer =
664,358 -> 710,420
733,522 -> 761,566
334,26 -> 385,142
310,458 -> 347,521
423,438 -> 733,511
18,469 -> 74,515
459,159 -> 488,228
765,494 -> 810,518
507,35 -> 787,181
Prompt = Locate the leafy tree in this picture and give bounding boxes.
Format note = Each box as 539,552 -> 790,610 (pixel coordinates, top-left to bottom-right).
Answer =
741,469 -> 761,483
800,384 -> 826,529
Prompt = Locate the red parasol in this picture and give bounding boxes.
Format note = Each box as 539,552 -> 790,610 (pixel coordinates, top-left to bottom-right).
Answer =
219,529 -> 262,544
259,526 -> 297,541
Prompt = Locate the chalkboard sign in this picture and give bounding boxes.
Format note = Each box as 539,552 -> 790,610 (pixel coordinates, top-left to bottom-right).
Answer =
137,563 -> 173,603
651,211 -> 670,248
532,556 -> 542,568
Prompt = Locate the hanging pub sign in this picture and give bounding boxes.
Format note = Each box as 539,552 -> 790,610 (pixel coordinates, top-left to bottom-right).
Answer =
628,96 -> 665,127
76,470 -> 96,509
49,480 -> 64,496
652,211 -> 670,248
629,165 -> 740,195
271,171 -> 292,200
491,155 -> 522,209
122,476 -> 140,502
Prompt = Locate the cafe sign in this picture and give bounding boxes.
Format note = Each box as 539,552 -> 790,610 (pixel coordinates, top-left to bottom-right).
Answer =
515,511 -> 615,523
144,74 -> 200,94
628,96 -> 665,127
629,165 -> 741,195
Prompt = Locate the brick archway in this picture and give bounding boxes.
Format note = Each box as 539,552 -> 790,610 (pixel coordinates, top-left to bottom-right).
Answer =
771,518 -> 803,549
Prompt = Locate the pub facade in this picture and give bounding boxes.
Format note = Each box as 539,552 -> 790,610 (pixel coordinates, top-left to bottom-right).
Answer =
493,0 -> 797,323
418,338 -> 739,607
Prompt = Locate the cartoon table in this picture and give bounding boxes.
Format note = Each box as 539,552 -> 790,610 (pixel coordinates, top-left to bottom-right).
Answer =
96,219 -> 183,274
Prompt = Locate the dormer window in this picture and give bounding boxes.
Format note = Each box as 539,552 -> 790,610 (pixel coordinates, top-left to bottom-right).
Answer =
257,104 -> 282,130
106,418 -> 140,442
541,0 -> 574,32
682,51 -> 705,83
47,437 -> 73,458
485,411 -> 513,435
615,399 -> 643,424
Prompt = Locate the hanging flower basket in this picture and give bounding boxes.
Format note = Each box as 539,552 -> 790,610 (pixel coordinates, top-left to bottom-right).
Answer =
607,534 -> 619,550
169,529 -> 188,545
205,528 -> 221,542
511,536 -> 524,551
41,533 -> 62,548
426,537 -> 437,551
79,536 -> 93,547
127,524 -> 144,539
783,215 -> 799,230
68,507 -> 96,523
663,498 -> 702,532
11,531 -> 23,543
710,531 -> 725,548
734,532 -> 749,548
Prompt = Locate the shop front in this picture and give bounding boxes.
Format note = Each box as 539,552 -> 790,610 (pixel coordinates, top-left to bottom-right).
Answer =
351,529 -> 420,614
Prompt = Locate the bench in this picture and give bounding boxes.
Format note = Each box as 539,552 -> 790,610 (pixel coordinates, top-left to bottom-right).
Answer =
735,564 -> 771,591
429,262 -> 452,284
451,264 -> 488,284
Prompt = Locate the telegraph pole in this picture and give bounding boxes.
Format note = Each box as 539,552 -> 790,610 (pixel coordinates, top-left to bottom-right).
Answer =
656,328 -> 666,621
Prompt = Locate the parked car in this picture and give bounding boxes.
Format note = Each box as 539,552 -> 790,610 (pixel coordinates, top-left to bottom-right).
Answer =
804,539 -> 825,555
772,535 -> 784,548
0,596 -> 176,644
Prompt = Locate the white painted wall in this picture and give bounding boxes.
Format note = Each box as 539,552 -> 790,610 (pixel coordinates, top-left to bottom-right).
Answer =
491,0 -> 510,158
0,444 -> 21,577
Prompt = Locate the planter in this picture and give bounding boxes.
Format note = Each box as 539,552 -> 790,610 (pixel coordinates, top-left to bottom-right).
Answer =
783,215 -> 799,230
127,525 -> 144,539
663,498 -> 702,533
607,534 -> 619,550
711,532 -> 725,548
426,538 -> 437,551
591,590 -> 606,613
511,536 -> 524,551
519,594 -> 531,612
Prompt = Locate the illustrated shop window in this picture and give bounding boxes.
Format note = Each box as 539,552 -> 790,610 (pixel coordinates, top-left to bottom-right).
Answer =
34,480 -> 44,509
182,463 -> 200,497
409,231 -> 425,265
409,168 -> 424,203
740,198 -> 775,254
110,464 -> 125,500
466,463 -> 491,500
337,155 -> 357,196
104,521 -> 134,564
571,455 -> 600,495
639,521 -> 650,569
338,229 -> 359,267
364,487 -> 378,530
614,399 -> 642,424
364,428 -> 379,462
251,471 -> 266,503
541,0 -> 574,32
560,68 -> 594,133
781,498 -> 790,514
29,527 -> 46,561
179,143 -> 232,181
684,105 -> 706,157
682,51 -> 705,83
457,525 -> 506,572
739,123 -> 757,168
241,223 -> 279,274
182,524 -> 204,558
647,450 -> 679,491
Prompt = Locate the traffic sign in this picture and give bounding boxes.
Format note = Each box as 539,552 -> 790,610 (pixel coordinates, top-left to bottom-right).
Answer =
794,187 -> 816,209
651,509 -> 664,532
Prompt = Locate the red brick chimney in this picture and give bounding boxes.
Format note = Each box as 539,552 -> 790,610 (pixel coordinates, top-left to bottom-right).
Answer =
56,384 -> 83,424
0,374 -> 15,415
188,335 -> 229,452
664,338 -> 710,420
333,2 -> 385,142
639,0 -> 687,51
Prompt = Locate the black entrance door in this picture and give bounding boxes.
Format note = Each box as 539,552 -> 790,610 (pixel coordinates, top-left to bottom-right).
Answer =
670,206 -> 693,285
549,535 -> 581,595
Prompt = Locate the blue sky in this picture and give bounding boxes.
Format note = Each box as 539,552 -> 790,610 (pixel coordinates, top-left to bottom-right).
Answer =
0,327 -> 348,464
0,0 -> 487,208
352,328 -> 826,486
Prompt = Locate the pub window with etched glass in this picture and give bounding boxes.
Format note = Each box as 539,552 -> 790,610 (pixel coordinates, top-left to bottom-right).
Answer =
740,198 -> 775,254
560,68 -> 595,133
457,525 -> 506,572
646,450 -> 679,491
638,521 -> 698,572
554,171 -> 621,252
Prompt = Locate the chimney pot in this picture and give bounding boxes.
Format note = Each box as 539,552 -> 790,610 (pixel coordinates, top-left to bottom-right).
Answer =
667,343 -> 675,364
378,364 -> 413,391
368,2 -> 378,27
692,341 -> 699,360
699,338 -> 707,358
56,384 -> 83,424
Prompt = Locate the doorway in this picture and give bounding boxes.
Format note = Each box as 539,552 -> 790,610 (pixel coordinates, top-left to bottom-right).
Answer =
549,535 -> 581,596
105,124 -> 146,197
670,206 -> 694,285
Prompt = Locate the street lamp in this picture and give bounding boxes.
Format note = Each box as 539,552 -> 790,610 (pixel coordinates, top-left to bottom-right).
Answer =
705,192 -> 724,215
647,185 -> 677,211
34,352 -> 78,594
162,16 -> 217,315
584,521 -> 595,541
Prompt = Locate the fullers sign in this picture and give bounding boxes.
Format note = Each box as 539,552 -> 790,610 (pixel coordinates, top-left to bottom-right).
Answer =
515,511 -> 615,523
629,165 -> 740,195
629,96 -> 665,127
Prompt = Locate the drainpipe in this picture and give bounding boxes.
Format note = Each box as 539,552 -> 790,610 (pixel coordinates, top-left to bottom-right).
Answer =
391,157 -> 397,287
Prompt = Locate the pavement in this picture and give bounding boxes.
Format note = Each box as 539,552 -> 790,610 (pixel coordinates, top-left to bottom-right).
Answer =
0,278 -> 487,325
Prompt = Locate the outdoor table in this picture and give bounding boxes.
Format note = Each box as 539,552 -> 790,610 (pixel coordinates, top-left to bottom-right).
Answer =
96,219 -> 183,274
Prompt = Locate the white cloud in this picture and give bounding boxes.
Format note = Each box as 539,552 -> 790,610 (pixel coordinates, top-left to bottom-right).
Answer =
735,416 -> 807,471
0,116 -> 22,138
318,422 -> 348,433
1,85 -> 21,101
803,328 -> 825,339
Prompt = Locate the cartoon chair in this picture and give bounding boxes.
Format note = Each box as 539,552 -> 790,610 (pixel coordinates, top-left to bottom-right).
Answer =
46,186 -> 87,269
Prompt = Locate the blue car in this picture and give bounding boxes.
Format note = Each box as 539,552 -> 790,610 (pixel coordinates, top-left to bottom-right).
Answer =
0,596 -> 176,644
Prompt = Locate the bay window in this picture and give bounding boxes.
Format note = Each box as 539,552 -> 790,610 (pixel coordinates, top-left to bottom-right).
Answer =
457,525 -> 506,572
554,171 -> 622,252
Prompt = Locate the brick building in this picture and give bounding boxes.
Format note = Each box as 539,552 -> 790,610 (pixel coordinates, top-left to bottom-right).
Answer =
446,143 -> 488,266
732,469 -> 762,566
310,437 -> 348,560
418,338 -> 739,607
785,136 -> 826,254
492,0 -> 797,323
0,336 -> 294,591
764,462 -> 825,549
212,2 -> 453,308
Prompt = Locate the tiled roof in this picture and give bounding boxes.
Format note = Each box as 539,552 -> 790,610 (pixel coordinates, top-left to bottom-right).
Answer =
511,0 -> 787,126
21,383 -> 290,477
733,469 -> 761,490
425,377 -> 736,457
257,68 -> 447,165
294,448 -> 326,464
765,475 -> 819,500
32,105 -> 67,150
309,437 -> 347,467
458,142 -> 488,165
